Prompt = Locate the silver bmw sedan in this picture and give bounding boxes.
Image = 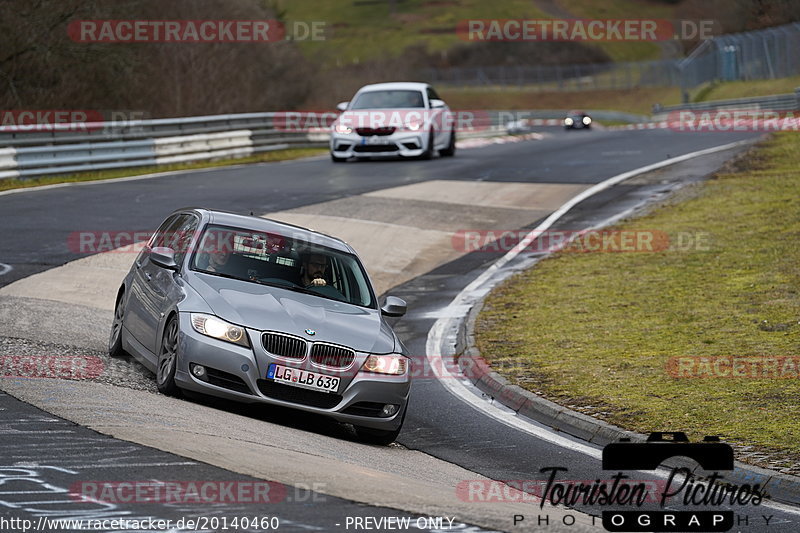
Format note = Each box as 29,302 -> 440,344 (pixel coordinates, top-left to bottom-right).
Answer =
109,208 -> 410,444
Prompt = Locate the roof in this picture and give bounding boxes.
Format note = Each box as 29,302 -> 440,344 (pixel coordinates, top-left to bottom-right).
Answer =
172,208 -> 353,254
355,82 -> 430,93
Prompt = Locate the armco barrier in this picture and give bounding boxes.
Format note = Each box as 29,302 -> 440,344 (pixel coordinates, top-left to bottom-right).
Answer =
653,88 -> 800,120
0,99 -> 771,180
0,109 -> 609,180
0,112 -> 322,179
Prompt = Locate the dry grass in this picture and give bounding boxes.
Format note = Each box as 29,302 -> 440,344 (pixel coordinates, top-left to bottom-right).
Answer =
475,133 -> 800,463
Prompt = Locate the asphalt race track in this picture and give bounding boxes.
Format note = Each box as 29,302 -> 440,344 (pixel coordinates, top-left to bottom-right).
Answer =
3,126 -> 795,532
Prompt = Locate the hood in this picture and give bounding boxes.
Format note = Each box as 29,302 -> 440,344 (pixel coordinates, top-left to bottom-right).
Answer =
337,108 -> 439,130
184,273 -> 395,354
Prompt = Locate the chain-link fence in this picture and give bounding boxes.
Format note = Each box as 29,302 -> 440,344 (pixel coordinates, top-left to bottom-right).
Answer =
679,22 -> 800,91
424,22 -> 800,94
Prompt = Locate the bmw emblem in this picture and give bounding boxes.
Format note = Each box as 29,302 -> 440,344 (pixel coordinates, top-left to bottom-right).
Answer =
304,329 -> 316,336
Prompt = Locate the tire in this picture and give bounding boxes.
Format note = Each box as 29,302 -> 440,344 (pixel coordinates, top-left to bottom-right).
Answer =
439,130 -> 456,157
418,130 -> 434,160
331,153 -> 347,163
156,315 -> 181,397
108,291 -> 127,358
354,406 -> 407,445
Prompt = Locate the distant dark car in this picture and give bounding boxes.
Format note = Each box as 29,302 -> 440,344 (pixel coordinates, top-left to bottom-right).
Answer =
564,110 -> 592,130
109,208 -> 411,444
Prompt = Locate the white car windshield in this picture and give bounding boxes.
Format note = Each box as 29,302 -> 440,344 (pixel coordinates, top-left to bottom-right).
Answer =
190,225 -> 376,308
350,90 -> 425,109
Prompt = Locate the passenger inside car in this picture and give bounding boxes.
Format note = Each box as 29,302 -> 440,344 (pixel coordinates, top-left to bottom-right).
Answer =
195,231 -> 236,275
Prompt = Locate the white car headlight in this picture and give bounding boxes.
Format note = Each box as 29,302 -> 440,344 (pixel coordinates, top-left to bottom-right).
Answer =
404,120 -> 423,131
362,353 -> 408,375
334,122 -> 353,134
191,313 -> 250,347
583,116 -> 592,125
564,117 -> 574,126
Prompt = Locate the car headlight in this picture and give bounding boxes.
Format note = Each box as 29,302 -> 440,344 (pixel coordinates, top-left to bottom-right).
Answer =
564,117 -> 574,126
334,122 -> 353,134
190,313 -> 250,348
362,353 -> 408,375
404,120 -> 423,131
582,116 -> 592,125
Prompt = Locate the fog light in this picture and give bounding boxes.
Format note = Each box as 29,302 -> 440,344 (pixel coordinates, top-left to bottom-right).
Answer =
381,404 -> 398,417
191,364 -> 206,379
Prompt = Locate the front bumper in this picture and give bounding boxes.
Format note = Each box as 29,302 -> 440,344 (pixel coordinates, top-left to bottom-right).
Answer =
174,315 -> 410,430
330,131 -> 426,159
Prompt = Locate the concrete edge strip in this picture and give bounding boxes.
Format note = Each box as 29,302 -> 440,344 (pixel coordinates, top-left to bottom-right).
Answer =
425,137 -> 800,508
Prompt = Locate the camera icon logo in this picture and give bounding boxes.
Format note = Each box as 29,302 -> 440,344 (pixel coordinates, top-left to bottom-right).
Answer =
602,432 -> 734,471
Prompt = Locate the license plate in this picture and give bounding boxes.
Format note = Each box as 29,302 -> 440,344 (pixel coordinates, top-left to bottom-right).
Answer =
267,363 -> 340,393
363,136 -> 390,145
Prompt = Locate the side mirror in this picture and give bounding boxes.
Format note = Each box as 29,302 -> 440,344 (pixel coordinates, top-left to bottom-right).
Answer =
150,247 -> 179,271
381,296 -> 407,317
429,99 -> 446,109
336,101 -> 349,112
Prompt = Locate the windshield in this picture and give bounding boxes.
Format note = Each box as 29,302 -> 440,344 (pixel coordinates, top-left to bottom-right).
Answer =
190,225 -> 376,309
350,90 -> 425,109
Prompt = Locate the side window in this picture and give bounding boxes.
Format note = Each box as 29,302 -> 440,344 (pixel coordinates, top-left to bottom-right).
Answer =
149,215 -> 183,249
427,87 -> 440,103
145,214 -> 198,267
136,215 -> 181,265
171,215 -> 199,266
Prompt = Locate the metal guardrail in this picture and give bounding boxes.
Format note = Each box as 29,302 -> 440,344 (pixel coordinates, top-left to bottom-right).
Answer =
653,88 -> 800,119
1,98 -> 768,180
0,113 -> 325,179
0,109 -> 652,180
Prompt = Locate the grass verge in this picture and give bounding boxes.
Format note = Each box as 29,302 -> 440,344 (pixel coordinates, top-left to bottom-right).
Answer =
475,133 -> 800,466
0,148 -> 326,192
699,76 -> 800,102
440,86 -> 680,115
440,76 -> 800,117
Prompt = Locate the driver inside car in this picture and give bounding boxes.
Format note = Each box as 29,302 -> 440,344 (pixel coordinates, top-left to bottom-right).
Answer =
300,253 -> 329,287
